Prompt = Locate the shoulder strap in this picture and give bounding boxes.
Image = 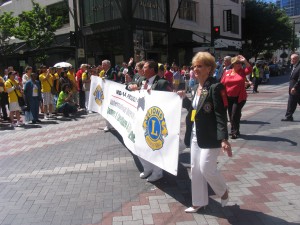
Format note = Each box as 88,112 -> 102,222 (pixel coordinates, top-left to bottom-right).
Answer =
9,81 -> 21,97
45,78 -> 52,88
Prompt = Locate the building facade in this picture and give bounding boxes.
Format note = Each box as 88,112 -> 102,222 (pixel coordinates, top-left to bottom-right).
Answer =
0,0 -> 75,71
1,0 -> 243,70
276,0 -> 300,16
79,0 -> 243,66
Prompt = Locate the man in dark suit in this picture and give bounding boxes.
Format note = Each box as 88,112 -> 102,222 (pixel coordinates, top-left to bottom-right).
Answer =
127,60 -> 172,182
101,59 -> 117,132
282,53 -> 300,121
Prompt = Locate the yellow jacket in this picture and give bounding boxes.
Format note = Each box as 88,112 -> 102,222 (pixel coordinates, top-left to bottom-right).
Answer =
0,76 -> 5,93
5,78 -> 22,103
39,72 -> 53,93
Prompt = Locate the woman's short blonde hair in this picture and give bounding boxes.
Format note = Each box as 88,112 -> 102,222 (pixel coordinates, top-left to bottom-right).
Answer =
192,52 -> 216,76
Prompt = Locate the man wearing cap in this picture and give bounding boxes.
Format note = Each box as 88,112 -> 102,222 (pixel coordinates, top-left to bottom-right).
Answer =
67,67 -> 78,106
39,65 -> 55,120
282,53 -> 300,121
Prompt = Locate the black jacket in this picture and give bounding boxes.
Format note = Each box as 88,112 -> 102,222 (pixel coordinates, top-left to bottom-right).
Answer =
289,62 -> 300,94
127,75 -> 172,91
183,77 -> 228,148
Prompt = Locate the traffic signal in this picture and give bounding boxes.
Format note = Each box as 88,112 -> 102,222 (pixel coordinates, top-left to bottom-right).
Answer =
70,31 -> 76,46
213,26 -> 220,38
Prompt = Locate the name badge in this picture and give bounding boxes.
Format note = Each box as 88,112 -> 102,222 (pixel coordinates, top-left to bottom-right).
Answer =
191,109 -> 196,122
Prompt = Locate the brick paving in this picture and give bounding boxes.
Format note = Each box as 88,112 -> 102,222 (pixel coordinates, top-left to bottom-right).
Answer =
0,75 -> 300,225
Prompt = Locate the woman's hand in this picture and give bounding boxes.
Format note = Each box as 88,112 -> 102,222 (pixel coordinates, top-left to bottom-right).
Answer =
177,90 -> 186,98
221,140 -> 232,157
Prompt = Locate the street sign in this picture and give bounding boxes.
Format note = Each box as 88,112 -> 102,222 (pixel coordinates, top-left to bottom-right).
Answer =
78,48 -> 85,58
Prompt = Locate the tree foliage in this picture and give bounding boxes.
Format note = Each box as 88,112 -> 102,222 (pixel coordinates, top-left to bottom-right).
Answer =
243,0 -> 292,59
13,0 -> 63,63
0,12 -> 18,55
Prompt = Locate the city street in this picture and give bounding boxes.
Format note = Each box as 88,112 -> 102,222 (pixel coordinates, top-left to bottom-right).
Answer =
0,73 -> 300,225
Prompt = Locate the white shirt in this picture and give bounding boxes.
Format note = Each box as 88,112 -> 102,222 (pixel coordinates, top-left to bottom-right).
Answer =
141,75 -> 156,90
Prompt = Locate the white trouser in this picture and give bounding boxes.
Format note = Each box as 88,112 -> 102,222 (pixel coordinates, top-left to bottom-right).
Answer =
85,91 -> 90,109
190,131 -> 227,207
139,157 -> 162,177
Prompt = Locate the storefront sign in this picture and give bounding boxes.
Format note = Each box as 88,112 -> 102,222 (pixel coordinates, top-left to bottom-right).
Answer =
139,0 -> 158,9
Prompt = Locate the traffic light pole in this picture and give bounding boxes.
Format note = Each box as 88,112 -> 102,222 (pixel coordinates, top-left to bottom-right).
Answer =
210,0 -> 214,48
63,0 -> 79,69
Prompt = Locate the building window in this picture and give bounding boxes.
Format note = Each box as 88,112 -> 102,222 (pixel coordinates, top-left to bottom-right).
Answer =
231,14 -> 239,34
132,0 -> 167,22
178,0 -> 197,22
47,2 -> 70,25
82,0 -> 122,26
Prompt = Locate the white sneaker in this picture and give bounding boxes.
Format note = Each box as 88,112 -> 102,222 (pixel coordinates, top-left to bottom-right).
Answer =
44,115 -> 49,120
48,114 -> 56,119
16,121 -> 23,127
139,171 -> 152,179
146,173 -> 163,182
103,126 -> 110,132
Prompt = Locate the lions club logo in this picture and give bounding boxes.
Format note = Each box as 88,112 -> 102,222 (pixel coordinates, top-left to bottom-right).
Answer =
93,85 -> 104,106
143,106 -> 168,150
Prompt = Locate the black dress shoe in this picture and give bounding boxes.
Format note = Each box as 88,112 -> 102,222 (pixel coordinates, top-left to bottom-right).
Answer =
281,117 -> 293,121
36,119 -> 42,123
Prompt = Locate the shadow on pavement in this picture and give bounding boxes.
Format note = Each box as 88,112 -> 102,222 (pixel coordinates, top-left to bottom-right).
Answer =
219,204 -> 298,225
240,134 -> 297,146
240,120 -> 270,125
0,124 -> 14,130
23,124 -> 42,129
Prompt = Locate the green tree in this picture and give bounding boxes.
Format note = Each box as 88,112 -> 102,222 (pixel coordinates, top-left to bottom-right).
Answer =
14,0 -> 63,63
243,0 -> 292,60
0,12 -> 18,56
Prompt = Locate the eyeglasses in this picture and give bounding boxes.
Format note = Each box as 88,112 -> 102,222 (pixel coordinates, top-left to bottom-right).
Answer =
234,62 -> 242,65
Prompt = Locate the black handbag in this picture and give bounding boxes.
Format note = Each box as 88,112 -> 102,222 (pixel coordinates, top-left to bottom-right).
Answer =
17,95 -> 26,107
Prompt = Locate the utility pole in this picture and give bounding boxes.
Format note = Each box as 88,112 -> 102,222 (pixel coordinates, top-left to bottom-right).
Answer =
63,0 -> 79,69
292,21 -> 300,52
210,0 -> 214,48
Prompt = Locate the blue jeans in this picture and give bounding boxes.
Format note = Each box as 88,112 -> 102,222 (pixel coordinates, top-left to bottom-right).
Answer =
58,103 -> 77,116
29,97 -> 40,121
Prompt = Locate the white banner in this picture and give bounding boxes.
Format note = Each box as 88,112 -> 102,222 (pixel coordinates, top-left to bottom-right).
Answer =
88,76 -> 182,175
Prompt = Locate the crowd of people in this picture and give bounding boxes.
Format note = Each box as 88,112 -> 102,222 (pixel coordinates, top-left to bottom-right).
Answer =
2,51 -> 298,212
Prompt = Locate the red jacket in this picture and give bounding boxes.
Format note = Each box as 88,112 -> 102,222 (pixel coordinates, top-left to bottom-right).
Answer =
221,66 -> 252,103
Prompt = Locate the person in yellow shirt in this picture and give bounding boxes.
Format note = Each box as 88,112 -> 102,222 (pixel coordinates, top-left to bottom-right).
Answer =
0,74 -> 9,120
98,65 -> 105,78
67,67 -> 78,106
39,65 -> 54,120
5,71 -> 23,127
